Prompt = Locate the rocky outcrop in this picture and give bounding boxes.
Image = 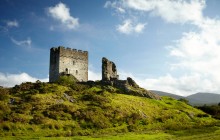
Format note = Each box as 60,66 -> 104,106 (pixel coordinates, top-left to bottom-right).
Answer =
123,86 -> 161,100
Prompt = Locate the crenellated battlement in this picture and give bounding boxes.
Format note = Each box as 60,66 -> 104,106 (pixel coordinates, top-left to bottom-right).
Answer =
50,46 -> 88,54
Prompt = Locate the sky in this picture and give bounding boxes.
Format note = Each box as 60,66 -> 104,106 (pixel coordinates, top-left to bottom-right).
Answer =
1,0 -> 220,96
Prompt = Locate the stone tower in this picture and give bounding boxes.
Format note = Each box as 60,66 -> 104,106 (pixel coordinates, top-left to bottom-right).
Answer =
49,46 -> 88,82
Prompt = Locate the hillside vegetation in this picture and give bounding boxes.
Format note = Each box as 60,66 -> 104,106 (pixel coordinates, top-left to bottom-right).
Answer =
197,104 -> 220,119
0,76 -> 218,137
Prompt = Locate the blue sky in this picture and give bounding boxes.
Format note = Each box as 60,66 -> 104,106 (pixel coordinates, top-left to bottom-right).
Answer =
1,0 -> 220,96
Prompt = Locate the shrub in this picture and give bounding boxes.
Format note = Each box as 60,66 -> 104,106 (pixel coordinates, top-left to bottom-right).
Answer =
56,75 -> 78,86
14,103 -> 32,114
28,89 -> 39,94
12,82 -> 34,92
197,105 -> 220,119
0,102 -> 11,121
80,119 -> 94,129
178,98 -> 189,104
63,123 -> 76,130
1,122 -> 11,131
0,88 -> 10,101
7,113 -> 31,123
197,114 -> 209,118
30,113 -> 45,124
55,123 -> 62,130
43,110 -> 72,120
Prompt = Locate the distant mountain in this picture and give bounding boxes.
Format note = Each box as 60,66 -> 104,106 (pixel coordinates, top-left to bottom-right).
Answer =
150,90 -> 220,106
150,90 -> 184,99
187,93 -> 220,105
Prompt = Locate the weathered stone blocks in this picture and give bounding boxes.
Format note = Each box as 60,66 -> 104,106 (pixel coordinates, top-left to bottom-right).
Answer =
102,57 -> 119,81
49,46 -> 88,82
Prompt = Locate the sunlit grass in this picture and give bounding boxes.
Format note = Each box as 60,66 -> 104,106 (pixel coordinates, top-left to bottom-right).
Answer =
0,78 -> 219,137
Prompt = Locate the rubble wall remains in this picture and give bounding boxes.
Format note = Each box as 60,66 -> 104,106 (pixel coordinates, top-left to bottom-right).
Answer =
102,57 -> 119,81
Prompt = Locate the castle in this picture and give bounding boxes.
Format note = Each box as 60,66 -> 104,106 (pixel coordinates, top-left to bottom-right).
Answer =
49,46 -> 137,85
49,46 -> 161,100
49,46 -> 88,82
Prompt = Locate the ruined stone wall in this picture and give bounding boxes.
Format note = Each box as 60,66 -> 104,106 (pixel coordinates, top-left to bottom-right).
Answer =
49,47 -> 60,82
49,46 -> 88,82
102,57 -> 119,81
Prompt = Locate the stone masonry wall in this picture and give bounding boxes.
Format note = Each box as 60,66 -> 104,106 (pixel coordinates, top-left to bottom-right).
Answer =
49,47 -> 60,82
102,57 -> 119,81
49,46 -> 88,82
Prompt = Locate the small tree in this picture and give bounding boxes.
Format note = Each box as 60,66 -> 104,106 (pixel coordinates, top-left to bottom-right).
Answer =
56,75 -> 78,86
178,98 -> 189,104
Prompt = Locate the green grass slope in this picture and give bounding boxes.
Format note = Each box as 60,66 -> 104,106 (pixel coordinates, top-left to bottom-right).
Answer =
0,77 -> 218,137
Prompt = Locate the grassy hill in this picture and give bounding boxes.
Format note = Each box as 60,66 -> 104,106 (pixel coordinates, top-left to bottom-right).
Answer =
150,90 -> 184,99
0,77 -> 218,137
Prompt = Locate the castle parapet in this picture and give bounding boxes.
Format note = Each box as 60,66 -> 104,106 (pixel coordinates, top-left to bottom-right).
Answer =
50,46 -> 88,55
83,51 -> 88,54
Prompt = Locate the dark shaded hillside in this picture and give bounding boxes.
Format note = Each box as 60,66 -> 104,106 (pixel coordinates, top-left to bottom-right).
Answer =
0,78 -> 218,137
197,104 -> 220,120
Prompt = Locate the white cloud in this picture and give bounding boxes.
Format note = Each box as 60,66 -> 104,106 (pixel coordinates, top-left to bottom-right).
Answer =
0,71 -> 101,87
108,0 -> 204,34
0,72 -> 48,87
121,0 -> 205,24
87,69 -> 218,96
138,74 -> 217,96
134,23 -> 146,33
47,2 -> 79,29
167,17 -> 220,93
104,0 -> 220,95
104,1 -> 125,13
88,70 -> 101,81
117,71 -> 218,96
106,0 -> 205,34
11,37 -> 32,47
117,19 -> 132,34
117,19 -> 146,34
148,16 -> 220,95
124,19 -> 220,96
6,20 -> 19,28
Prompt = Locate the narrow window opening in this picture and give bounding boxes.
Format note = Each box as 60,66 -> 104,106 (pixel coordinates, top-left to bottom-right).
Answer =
76,70 -> 78,75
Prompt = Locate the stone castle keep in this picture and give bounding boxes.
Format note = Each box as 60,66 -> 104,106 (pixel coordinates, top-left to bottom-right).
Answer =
49,46 -> 88,82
